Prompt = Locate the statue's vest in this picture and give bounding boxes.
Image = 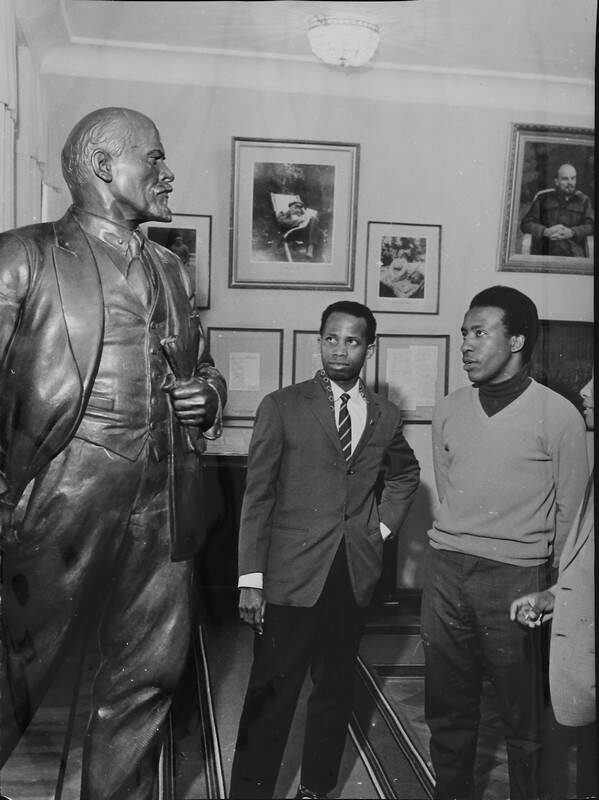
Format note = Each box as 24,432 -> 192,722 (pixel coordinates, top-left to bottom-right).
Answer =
74,238 -> 170,461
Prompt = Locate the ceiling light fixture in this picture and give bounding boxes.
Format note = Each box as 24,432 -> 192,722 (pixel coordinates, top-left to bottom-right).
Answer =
306,13 -> 381,68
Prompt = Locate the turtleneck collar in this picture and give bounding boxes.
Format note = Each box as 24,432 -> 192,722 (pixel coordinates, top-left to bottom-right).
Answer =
477,365 -> 531,416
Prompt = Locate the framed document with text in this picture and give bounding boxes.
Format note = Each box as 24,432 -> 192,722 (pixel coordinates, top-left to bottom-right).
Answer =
207,327 -> 283,420
292,330 -> 322,384
375,334 -> 449,422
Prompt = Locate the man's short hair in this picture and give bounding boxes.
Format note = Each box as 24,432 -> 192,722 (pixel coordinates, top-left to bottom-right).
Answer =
61,107 -> 145,196
320,301 -> 377,345
469,285 -> 539,362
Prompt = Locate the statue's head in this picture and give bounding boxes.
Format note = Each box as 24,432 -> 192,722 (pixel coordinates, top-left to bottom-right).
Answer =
61,107 -> 174,226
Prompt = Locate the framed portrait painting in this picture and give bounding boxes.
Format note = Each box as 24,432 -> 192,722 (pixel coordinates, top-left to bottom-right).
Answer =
375,334 -> 449,423
365,221 -> 441,314
144,213 -> 212,308
229,137 -> 359,290
499,124 -> 594,275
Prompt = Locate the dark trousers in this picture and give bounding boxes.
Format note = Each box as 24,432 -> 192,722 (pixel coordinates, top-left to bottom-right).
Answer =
576,722 -> 598,799
229,544 -> 366,799
0,438 -> 193,800
421,547 -> 548,800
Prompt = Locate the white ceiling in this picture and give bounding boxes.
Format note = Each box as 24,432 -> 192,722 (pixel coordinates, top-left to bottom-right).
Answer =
17,0 -> 597,83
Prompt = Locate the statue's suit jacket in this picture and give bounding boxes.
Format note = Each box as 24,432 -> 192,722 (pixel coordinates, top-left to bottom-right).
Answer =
549,472 -> 595,726
0,209 -> 225,559
238,373 -> 420,608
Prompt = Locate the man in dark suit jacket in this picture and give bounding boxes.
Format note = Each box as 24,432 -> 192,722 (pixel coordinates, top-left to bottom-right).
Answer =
0,107 -> 226,798
229,301 -> 420,799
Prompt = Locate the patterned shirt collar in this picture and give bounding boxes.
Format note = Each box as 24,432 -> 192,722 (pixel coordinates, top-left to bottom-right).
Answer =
316,369 -> 366,406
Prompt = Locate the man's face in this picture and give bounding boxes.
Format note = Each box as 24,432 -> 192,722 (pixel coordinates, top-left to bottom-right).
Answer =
107,117 -> 174,224
319,312 -> 374,390
460,305 -> 522,385
554,165 -> 577,196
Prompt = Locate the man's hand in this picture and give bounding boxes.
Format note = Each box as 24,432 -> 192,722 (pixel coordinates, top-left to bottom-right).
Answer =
544,224 -> 574,240
556,225 -> 574,239
168,377 -> 219,429
509,590 -> 554,627
239,587 -> 266,635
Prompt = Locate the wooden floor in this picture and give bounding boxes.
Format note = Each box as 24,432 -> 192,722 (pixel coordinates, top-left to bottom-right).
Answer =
202,621 -> 383,799
0,635 -> 93,799
359,599 -> 586,800
0,595 -> 592,799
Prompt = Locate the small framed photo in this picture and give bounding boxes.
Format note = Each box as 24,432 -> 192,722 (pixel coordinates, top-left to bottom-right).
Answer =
499,124 -> 594,275
144,213 -> 212,308
375,334 -> 449,423
365,221 -> 441,314
230,137 -> 359,290
292,331 -> 322,383
207,327 -> 284,420
530,320 -> 594,414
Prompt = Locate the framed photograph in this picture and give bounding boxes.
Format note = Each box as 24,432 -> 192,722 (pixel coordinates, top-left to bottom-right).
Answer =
499,124 -> 594,275
144,213 -> 212,307
530,320 -> 594,414
365,221 -> 441,314
292,331 -> 322,383
375,335 -> 449,423
207,327 -> 283,420
229,137 -> 359,290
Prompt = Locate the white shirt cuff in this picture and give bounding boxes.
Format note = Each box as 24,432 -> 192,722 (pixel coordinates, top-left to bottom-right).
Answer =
239,527 -> 390,587
238,572 -> 263,589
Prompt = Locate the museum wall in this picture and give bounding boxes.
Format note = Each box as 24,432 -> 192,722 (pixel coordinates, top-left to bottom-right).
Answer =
29,64 -> 595,588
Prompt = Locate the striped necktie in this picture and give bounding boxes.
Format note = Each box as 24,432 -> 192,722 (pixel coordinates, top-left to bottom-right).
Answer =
338,393 -> 352,461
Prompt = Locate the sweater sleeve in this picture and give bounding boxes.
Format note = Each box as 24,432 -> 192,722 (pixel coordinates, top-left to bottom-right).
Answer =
551,410 -> 589,564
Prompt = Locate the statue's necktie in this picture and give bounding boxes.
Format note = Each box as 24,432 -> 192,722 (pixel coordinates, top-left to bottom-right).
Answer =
338,393 -> 352,461
125,230 -> 152,307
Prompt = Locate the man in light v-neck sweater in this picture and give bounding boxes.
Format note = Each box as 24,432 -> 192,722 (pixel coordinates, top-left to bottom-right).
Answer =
421,286 -> 589,800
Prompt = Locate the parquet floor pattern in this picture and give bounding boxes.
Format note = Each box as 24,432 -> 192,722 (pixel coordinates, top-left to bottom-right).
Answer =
1,599 -> 587,799
360,601 -> 582,800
